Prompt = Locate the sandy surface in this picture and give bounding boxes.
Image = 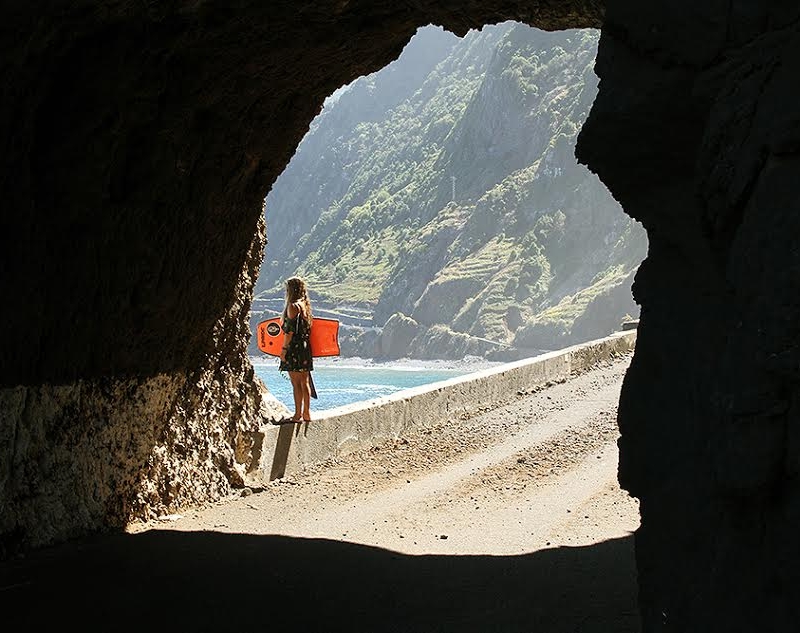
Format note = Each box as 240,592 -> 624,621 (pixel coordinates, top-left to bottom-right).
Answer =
137,353 -> 639,559
4,353 -> 641,633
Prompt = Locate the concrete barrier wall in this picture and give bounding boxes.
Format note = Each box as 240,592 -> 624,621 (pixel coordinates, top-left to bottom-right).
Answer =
251,330 -> 636,483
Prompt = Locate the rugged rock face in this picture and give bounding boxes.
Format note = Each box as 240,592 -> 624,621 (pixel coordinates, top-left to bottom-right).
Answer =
578,3 -> 800,630
1,1 -> 799,630
341,312 -> 504,361
0,216 -> 284,551
0,0 -> 601,550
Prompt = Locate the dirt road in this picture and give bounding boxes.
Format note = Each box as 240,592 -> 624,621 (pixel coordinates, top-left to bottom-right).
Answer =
4,353 -> 641,632
144,354 -> 639,554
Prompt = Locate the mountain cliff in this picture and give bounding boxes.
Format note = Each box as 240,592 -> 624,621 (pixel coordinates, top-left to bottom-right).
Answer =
252,23 -> 646,360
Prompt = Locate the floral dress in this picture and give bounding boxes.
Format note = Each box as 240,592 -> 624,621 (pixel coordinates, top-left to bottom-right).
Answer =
279,309 -> 313,372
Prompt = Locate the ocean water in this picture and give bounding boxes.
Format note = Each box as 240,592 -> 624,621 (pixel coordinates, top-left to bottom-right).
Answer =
251,357 -> 495,412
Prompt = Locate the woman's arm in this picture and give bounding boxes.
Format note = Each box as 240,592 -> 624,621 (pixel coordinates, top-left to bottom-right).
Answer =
281,303 -> 300,359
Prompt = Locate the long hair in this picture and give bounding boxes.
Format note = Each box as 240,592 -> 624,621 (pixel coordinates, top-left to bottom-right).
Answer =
284,276 -> 313,323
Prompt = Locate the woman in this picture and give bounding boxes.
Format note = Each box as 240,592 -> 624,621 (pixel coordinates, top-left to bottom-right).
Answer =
280,276 -> 314,422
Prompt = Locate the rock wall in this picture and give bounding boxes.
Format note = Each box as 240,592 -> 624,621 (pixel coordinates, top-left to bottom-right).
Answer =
578,3 -> 800,630
0,1 -> 601,552
339,312 -> 505,361
0,216 -> 286,552
1,0 -> 799,630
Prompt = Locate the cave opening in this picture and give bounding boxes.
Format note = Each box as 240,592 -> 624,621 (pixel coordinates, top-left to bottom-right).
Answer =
249,21 -> 647,419
0,4 -> 621,563
231,25 -> 645,605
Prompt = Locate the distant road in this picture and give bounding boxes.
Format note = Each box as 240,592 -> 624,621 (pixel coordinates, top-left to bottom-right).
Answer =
251,296 -> 375,327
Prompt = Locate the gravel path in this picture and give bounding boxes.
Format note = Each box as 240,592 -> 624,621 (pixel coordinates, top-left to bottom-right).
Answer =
4,353 -> 641,633
139,353 -> 639,561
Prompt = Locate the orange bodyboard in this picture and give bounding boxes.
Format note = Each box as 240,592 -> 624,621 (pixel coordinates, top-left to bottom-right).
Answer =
256,317 -> 340,358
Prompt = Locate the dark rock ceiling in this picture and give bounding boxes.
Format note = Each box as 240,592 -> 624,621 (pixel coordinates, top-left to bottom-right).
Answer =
2,2 -> 800,630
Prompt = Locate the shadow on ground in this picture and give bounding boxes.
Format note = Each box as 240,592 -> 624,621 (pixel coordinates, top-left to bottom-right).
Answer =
1,531 -> 639,632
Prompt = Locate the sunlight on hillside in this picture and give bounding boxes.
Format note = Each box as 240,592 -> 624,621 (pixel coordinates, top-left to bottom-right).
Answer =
253,22 -> 646,362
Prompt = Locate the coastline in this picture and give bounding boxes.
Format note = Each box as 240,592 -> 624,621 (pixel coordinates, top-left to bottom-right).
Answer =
249,354 -> 506,373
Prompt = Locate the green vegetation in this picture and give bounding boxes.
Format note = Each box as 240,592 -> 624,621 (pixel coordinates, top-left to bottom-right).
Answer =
256,23 -> 646,354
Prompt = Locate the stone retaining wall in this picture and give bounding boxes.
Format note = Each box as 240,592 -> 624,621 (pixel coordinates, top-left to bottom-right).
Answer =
251,330 -> 636,483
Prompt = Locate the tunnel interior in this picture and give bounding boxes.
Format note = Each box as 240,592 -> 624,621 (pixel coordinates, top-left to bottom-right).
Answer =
2,2 -> 800,629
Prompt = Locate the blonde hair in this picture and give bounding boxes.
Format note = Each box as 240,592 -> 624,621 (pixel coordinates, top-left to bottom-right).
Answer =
285,276 -> 313,323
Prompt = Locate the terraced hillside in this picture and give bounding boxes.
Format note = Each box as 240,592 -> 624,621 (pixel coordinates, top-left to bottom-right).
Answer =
253,23 -> 646,359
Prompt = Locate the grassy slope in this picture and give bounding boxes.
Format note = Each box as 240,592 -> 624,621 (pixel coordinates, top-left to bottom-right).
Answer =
257,24 -> 646,353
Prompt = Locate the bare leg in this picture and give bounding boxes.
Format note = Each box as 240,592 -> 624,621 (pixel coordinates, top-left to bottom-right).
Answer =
289,372 -> 303,421
301,372 -> 311,421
